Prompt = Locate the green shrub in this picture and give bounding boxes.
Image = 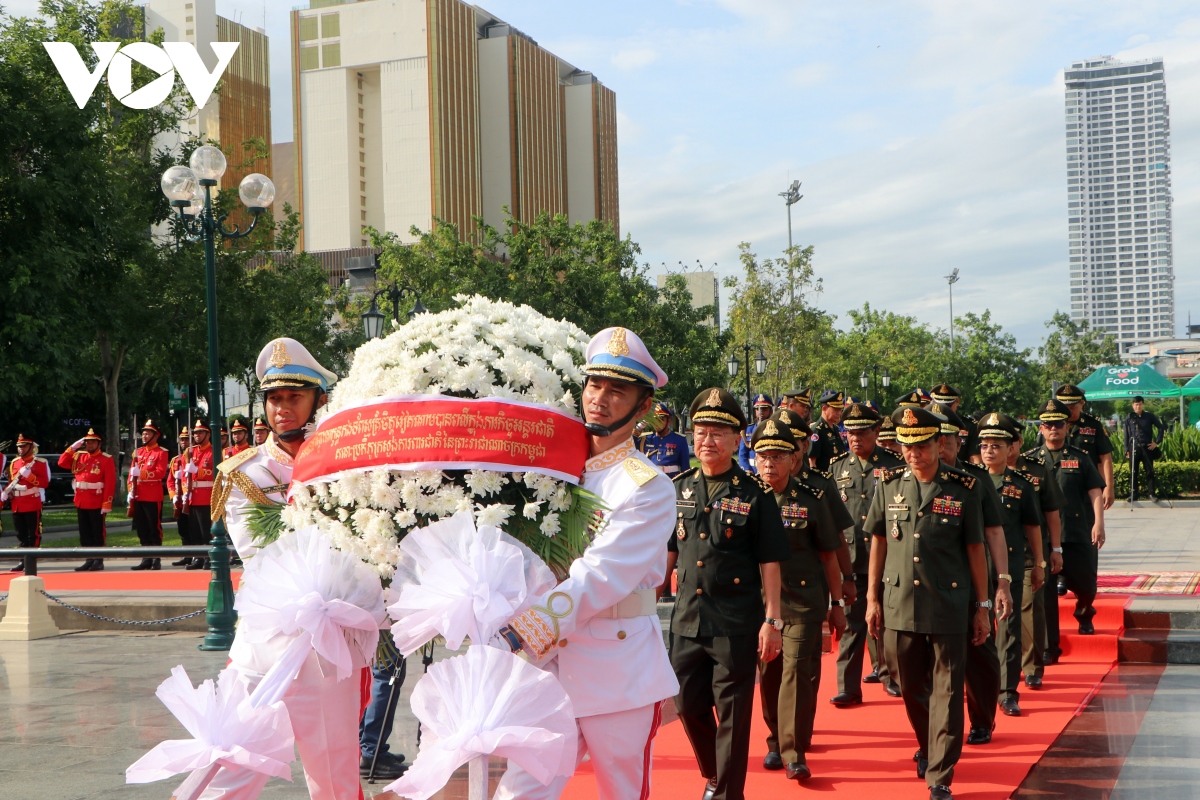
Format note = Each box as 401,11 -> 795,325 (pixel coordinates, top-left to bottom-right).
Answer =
1110,460 -> 1200,498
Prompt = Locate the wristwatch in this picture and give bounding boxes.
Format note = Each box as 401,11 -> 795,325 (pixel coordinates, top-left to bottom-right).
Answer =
1052,547 -> 1064,554
830,599 -> 845,608
975,599 -> 993,609
765,618 -> 784,631
842,574 -> 854,582
1038,560 -> 1049,569
997,573 -> 1013,583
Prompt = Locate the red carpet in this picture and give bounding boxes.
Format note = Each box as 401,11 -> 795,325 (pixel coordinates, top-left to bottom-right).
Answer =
1097,571 -> 1200,595
0,571 -> 240,591
563,596 -> 1123,800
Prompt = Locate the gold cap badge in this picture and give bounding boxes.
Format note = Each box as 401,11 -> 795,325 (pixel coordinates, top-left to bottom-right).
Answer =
704,388 -> 722,407
902,408 -> 918,426
269,339 -> 291,369
763,420 -> 778,435
987,412 -> 1000,425
606,327 -> 630,357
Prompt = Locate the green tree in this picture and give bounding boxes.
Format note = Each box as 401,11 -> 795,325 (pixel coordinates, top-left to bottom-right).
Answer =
835,304 -> 943,405
1039,311 -> 1120,386
945,311 -> 1042,416
369,212 -> 724,411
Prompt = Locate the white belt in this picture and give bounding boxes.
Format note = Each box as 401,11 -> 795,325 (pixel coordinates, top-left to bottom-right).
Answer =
593,588 -> 657,619
75,481 -> 104,490
192,481 -> 214,488
13,488 -> 40,497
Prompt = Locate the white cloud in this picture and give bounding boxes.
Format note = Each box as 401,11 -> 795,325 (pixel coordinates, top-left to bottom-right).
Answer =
611,47 -> 659,71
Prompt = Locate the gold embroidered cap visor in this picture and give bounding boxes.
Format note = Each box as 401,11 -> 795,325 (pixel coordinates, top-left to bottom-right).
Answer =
930,384 -> 961,403
689,387 -> 746,430
751,419 -> 796,452
977,426 -> 1015,440
1054,384 -> 1086,405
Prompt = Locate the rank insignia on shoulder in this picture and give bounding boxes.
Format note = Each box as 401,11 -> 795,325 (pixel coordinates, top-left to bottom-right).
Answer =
1015,469 -> 1039,486
732,476 -> 740,485
751,474 -> 771,493
943,470 -> 976,490
931,496 -> 963,516
798,482 -> 823,500
624,458 -> 658,486
881,467 -> 906,482
1061,459 -> 1080,470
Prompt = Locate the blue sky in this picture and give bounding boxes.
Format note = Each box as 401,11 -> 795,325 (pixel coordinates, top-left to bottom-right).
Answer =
11,0 -> 1200,350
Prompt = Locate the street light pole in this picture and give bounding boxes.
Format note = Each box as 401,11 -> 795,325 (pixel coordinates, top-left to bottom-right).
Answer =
859,364 -> 891,407
778,180 -> 803,306
945,268 -> 960,351
161,146 -> 276,652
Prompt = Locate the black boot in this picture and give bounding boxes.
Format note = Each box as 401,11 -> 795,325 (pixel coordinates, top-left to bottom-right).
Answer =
187,558 -> 209,570
131,558 -> 153,571
172,557 -> 193,567
75,559 -> 95,572
90,558 -> 104,571
150,558 -> 161,570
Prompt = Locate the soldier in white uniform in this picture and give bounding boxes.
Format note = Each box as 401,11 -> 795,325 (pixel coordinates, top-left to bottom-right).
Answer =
493,327 -> 679,800
200,338 -> 358,800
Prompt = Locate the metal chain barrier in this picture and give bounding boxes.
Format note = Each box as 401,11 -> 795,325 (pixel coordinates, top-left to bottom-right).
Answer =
39,590 -> 206,626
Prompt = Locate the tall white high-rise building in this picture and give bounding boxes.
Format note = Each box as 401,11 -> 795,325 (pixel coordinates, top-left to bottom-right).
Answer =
1064,56 -> 1174,353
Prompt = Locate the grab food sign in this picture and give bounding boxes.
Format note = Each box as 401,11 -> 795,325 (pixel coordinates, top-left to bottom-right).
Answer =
1104,366 -> 1141,386
42,41 -> 238,110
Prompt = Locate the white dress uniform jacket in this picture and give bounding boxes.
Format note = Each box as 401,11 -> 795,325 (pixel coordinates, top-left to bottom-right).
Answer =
510,439 -> 680,718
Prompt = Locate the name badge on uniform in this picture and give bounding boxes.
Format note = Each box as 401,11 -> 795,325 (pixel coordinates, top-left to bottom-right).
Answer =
931,496 -> 963,517
1001,485 -> 1022,500
1061,460 -> 1080,470
676,499 -> 696,508
717,498 -> 751,516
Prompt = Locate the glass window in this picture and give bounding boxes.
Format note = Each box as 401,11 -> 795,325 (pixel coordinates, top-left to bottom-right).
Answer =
321,13 -> 340,38
323,43 -> 341,68
300,45 -> 319,71
299,17 -> 318,41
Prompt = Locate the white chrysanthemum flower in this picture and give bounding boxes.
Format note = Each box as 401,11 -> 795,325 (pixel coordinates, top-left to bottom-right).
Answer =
464,470 -> 506,497
539,513 -> 561,537
475,503 -> 514,529
393,509 -> 418,529
522,501 -> 542,519
549,484 -> 572,512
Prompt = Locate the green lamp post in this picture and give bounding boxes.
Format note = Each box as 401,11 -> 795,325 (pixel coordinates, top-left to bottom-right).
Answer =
160,145 -> 275,651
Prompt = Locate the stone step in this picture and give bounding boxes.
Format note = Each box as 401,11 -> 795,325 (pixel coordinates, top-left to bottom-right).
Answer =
1119,597 -> 1200,664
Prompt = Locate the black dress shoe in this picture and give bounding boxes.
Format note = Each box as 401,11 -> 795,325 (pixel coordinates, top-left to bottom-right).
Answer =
930,785 -> 953,800
701,778 -> 717,800
1000,698 -> 1021,717
966,726 -> 993,745
90,559 -> 104,571
1057,579 -> 1067,597
1078,619 -> 1095,635
862,669 -> 882,684
359,754 -> 406,779
1045,648 -> 1062,665
916,752 -> 928,779
75,560 -> 95,572
885,683 -> 902,698
763,751 -> 784,771
150,558 -> 161,570
829,692 -> 862,707
10,562 -> 24,573
187,558 -> 209,570
131,558 -> 152,571
785,761 -> 811,782
172,557 -> 193,567
1025,675 -> 1043,689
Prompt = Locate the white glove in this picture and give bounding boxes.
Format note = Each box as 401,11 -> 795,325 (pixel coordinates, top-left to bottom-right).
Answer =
0,487 -> 9,502
130,465 -> 141,478
72,438 -> 87,451
185,462 -> 199,475
127,489 -> 134,504
39,489 -> 45,503
172,470 -> 181,481
18,463 -> 31,478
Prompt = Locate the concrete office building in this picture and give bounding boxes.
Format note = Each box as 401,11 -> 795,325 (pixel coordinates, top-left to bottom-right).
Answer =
657,271 -> 720,329
143,0 -> 273,217
1064,56 -> 1174,353
290,0 -> 619,252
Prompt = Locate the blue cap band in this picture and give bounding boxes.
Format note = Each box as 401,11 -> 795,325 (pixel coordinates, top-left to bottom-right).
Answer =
262,365 -> 328,391
584,353 -> 655,386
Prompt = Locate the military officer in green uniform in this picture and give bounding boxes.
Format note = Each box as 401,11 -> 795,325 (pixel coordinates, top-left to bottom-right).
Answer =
929,401 -> 1013,746
830,400 -> 906,706
668,388 -> 791,800
781,388 -> 814,423
1013,439 -> 1065,675
1055,384 -> 1116,510
976,413 -> 1044,716
751,420 -> 846,781
930,384 -> 980,464
865,406 -> 992,800
775,409 -> 857,605
1023,399 -> 1106,635
809,390 -> 848,472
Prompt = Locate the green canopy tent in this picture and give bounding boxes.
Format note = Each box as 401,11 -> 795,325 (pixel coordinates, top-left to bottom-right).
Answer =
1181,373 -> 1200,397
1075,364 -> 1181,400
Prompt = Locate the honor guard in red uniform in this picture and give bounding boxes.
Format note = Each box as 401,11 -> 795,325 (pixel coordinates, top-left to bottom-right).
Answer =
4,434 -> 51,571
185,419 -> 216,570
224,418 -> 251,458
127,420 -> 169,570
59,429 -> 116,571
252,417 -> 269,446
167,431 -> 198,567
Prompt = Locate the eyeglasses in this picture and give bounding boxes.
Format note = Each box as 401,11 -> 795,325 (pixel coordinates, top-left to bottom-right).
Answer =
1039,421 -> 1066,430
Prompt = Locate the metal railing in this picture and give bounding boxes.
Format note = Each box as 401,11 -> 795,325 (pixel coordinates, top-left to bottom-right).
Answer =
1,542 -> 237,651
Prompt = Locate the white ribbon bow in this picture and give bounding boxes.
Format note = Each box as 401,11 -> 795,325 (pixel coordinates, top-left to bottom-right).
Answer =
235,525 -> 387,707
385,646 -> 576,800
387,511 -> 557,655
126,666 -> 294,800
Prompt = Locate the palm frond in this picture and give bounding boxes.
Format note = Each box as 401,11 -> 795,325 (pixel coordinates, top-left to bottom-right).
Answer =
246,503 -> 286,548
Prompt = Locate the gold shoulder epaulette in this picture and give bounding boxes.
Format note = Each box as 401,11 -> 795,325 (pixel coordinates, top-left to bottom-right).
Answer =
880,466 -> 906,482
1021,447 -> 1042,460
623,457 -> 658,487
748,473 -> 771,493
795,480 -> 823,500
814,468 -> 831,479
673,466 -> 698,482
942,469 -> 976,490
830,451 -> 851,465
217,446 -> 258,475
1013,467 -> 1039,487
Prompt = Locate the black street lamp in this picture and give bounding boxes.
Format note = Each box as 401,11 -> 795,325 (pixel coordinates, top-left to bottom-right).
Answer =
161,145 -> 275,652
363,282 -> 427,339
728,344 -> 767,416
859,364 -> 891,407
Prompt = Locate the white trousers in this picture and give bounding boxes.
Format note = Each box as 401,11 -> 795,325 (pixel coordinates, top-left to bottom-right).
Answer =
494,701 -> 663,800
197,653 -> 363,800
